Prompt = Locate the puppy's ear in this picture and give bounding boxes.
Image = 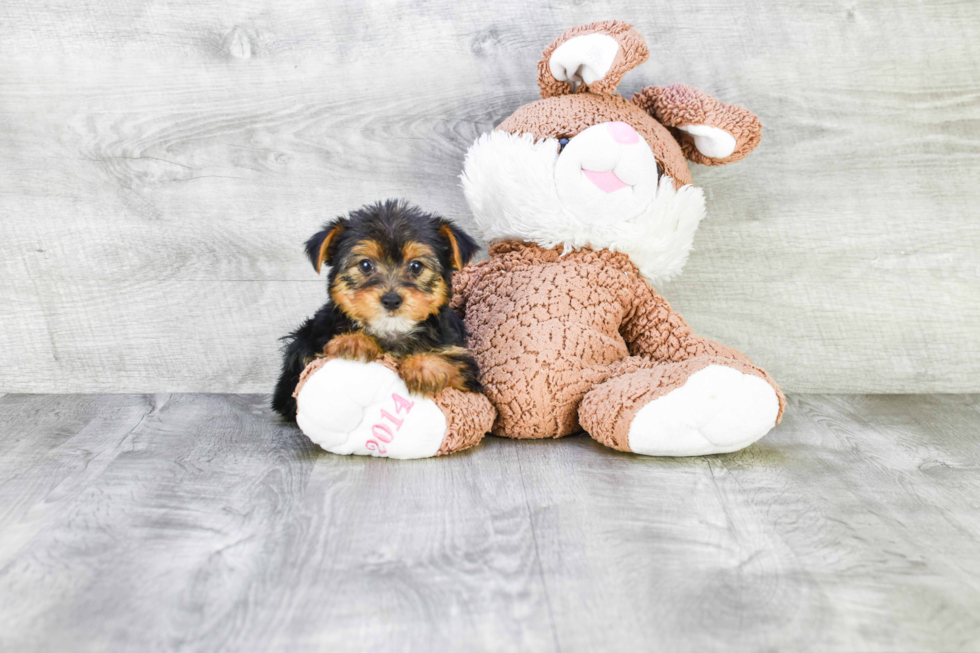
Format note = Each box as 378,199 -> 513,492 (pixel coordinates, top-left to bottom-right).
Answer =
304,219 -> 347,274
437,221 -> 479,271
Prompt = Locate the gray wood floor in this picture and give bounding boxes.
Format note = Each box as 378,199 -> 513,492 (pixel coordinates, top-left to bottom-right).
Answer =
1,393 -> 979,652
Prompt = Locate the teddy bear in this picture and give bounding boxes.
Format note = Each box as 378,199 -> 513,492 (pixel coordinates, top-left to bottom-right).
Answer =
291,19 -> 784,459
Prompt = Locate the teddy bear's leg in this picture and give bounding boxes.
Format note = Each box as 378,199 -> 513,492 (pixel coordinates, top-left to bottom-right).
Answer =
292,355 -> 495,459
579,356 -> 784,456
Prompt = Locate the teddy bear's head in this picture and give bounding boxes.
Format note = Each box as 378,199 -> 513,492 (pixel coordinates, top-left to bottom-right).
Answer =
461,20 -> 761,284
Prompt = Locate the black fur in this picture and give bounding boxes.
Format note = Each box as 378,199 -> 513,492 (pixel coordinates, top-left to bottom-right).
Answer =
272,200 -> 480,421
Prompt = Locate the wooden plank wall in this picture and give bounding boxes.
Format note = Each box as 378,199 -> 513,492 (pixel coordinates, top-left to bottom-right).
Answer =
1,0 -> 978,393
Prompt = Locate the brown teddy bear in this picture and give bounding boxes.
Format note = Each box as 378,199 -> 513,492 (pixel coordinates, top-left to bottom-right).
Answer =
292,20 -> 784,458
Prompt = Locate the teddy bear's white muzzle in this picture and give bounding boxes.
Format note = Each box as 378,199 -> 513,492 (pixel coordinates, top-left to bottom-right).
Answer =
554,121 -> 661,225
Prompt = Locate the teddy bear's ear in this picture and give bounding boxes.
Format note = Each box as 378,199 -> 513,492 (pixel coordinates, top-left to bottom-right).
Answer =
632,84 -> 762,165
304,218 -> 347,274
537,20 -> 649,98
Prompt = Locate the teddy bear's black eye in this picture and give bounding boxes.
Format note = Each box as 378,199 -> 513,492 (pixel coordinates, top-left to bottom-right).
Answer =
358,259 -> 374,274
408,260 -> 424,276
558,138 -> 570,152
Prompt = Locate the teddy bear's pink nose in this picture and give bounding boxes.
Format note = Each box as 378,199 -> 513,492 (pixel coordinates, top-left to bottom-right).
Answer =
608,121 -> 639,145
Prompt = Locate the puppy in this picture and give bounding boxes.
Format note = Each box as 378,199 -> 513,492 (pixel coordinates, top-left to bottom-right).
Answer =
272,200 -> 481,421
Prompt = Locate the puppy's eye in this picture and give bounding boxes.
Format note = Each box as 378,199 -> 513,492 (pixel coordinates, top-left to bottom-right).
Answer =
558,137 -> 570,152
358,259 -> 374,274
408,260 -> 424,276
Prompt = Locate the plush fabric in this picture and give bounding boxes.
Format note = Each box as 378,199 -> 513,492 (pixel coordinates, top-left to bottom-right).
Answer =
496,92 -> 694,189
632,84 -> 763,165
548,33 -> 621,87
676,125 -> 737,159
432,387 -> 496,456
621,365 -> 781,456
294,354 -> 494,458
537,19 -> 649,98
451,242 -> 785,442
461,129 -> 706,286
453,20 -> 781,456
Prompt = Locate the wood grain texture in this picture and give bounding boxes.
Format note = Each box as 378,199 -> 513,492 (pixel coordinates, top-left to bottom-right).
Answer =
0,0 -> 978,392
0,392 -> 979,652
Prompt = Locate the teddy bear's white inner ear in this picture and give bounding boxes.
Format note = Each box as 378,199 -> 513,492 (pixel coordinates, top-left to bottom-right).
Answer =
549,33 -> 620,86
676,125 -> 737,159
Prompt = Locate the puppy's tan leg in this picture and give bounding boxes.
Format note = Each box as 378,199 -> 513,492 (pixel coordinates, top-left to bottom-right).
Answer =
399,348 -> 474,397
323,332 -> 382,363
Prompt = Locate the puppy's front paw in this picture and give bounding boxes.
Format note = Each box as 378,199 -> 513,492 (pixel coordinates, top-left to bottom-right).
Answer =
399,352 -> 464,397
324,332 -> 382,362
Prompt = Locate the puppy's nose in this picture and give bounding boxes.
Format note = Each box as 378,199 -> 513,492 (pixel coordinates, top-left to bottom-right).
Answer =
380,292 -> 403,311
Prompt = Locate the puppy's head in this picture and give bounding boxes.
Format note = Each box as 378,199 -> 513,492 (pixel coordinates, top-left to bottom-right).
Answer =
305,200 -> 478,339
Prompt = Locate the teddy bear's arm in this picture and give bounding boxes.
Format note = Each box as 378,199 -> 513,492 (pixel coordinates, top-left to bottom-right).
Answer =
450,259 -> 491,319
621,276 -> 749,364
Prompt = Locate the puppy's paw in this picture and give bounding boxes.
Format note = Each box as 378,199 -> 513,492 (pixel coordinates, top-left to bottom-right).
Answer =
400,352 -> 466,397
324,332 -> 382,362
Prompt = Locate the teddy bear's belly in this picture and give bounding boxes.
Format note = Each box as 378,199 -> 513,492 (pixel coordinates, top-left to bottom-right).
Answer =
466,292 -> 630,439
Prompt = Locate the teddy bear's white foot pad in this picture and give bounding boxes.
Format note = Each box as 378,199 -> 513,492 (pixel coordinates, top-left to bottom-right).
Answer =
627,364 -> 779,457
295,359 -> 447,459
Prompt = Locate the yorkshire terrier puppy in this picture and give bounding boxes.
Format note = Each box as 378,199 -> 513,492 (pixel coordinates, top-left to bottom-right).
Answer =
272,200 -> 481,421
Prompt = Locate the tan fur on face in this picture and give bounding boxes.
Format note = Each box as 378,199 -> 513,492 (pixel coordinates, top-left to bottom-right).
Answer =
400,242 -> 446,321
331,239 -> 399,326
330,277 -> 385,326
350,241 -> 383,260
323,332 -> 382,362
402,242 -> 435,262
400,348 -> 470,396
400,276 -> 448,323
331,238 -> 448,329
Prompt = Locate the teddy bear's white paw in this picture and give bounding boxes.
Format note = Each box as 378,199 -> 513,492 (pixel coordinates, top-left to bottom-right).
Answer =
627,364 -> 779,457
295,358 -> 447,459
